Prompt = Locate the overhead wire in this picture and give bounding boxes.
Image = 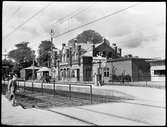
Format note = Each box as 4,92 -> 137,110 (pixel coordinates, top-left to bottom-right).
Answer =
50,3 -> 95,26
3,3 -> 51,40
50,8 -> 82,25
11,6 -> 22,16
30,5 -> 94,43
61,3 -> 95,23
5,6 -> 22,28
3,3 -> 94,41
53,3 -> 141,39
3,4 -> 21,26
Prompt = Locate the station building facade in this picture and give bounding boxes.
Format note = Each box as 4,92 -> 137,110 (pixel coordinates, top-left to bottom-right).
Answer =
58,38 -> 121,82
54,39 -> 151,83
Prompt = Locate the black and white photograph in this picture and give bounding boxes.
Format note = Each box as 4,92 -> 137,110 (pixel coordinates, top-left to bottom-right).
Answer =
2,1 -> 166,125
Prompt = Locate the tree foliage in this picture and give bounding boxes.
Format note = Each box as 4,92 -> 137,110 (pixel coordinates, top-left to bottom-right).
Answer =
68,29 -> 111,46
8,42 -> 35,69
76,29 -> 103,44
2,59 -> 15,78
37,40 -> 54,67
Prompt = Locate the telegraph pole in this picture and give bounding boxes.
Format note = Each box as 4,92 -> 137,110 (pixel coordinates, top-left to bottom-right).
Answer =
32,50 -> 35,81
50,29 -> 54,67
50,29 -> 55,81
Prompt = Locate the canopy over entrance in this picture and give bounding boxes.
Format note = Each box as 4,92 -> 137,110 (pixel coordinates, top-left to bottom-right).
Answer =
24,66 -> 40,70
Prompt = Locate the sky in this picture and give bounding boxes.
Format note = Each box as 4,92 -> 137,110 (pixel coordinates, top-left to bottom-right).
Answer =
2,2 -> 166,59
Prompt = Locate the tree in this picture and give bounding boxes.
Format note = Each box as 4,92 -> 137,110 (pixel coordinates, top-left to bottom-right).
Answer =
37,40 -> 54,67
76,29 -> 103,44
2,59 -> 15,79
68,30 -> 108,45
8,42 -> 35,72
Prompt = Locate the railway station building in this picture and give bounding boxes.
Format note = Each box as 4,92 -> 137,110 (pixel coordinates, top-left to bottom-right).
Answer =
53,38 -> 151,84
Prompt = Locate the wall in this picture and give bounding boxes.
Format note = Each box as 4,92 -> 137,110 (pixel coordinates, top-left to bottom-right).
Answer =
59,64 -> 81,82
151,65 -> 165,81
110,60 -> 132,76
132,59 -> 150,81
106,60 -> 132,82
92,60 -> 132,83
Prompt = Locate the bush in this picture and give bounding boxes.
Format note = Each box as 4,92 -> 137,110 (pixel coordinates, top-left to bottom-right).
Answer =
109,74 -> 131,82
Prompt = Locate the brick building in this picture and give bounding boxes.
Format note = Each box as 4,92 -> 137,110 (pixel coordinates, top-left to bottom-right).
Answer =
57,39 -> 122,82
52,38 -> 151,84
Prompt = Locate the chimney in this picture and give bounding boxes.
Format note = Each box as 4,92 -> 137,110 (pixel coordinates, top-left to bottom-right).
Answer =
103,38 -> 106,43
112,43 -> 116,47
118,48 -> 122,57
62,43 -> 66,49
112,43 -> 117,56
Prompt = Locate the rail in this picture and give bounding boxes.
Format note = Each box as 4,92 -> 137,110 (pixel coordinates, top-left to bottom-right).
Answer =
3,80 -> 93,104
105,75 -> 165,88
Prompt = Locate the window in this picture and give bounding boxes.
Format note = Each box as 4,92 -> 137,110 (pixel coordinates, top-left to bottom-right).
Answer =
71,70 -> 75,78
104,68 -> 109,77
154,70 -> 165,76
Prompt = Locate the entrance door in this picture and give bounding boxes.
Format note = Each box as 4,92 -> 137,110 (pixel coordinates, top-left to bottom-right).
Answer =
83,66 -> 92,81
77,69 -> 80,81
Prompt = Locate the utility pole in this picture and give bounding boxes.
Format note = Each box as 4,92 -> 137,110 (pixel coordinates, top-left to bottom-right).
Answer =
32,50 -> 35,81
50,29 -> 55,80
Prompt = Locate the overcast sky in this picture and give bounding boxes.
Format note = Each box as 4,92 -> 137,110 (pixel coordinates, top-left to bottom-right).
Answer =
2,2 -> 166,59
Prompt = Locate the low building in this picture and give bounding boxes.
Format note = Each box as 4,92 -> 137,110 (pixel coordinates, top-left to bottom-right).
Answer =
96,57 -> 151,83
20,66 -> 40,80
36,67 -> 51,81
147,59 -> 165,81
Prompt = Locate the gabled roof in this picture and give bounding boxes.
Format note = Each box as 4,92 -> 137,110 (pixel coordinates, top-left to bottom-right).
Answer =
94,41 -> 115,53
37,67 -> 51,72
81,50 -> 93,57
78,43 -> 93,50
80,43 -> 93,57
94,42 -> 104,48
